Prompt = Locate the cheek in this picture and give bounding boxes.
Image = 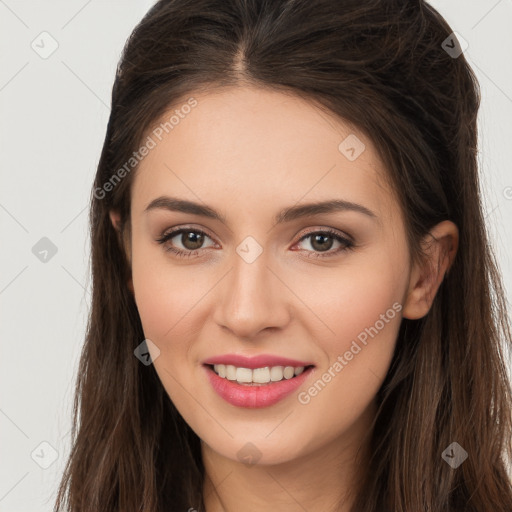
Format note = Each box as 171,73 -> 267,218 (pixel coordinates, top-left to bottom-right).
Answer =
296,267 -> 402,405
288,245 -> 407,448
292,279 -> 403,456
289,245 -> 408,357
130,240 -> 204,347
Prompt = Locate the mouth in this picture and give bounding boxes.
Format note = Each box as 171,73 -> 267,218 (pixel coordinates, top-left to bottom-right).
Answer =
202,363 -> 316,408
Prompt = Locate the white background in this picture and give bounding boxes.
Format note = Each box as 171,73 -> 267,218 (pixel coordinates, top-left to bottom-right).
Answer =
0,1 -> 511,510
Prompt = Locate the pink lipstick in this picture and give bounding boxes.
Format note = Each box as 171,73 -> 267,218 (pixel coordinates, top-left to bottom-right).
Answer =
202,353 -> 315,408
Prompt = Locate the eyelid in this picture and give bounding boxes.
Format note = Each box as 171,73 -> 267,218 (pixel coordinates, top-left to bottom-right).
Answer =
294,225 -> 354,244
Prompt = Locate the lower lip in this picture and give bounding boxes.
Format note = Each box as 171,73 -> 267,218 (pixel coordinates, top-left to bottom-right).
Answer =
203,365 -> 314,408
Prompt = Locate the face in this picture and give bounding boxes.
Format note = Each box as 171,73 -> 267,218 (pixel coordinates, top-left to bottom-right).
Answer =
124,85 -> 414,466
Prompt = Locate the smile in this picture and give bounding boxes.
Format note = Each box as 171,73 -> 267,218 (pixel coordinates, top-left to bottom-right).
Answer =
203,363 -> 315,408
211,364 -> 308,385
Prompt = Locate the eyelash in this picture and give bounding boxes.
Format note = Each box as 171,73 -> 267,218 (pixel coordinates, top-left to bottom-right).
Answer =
155,226 -> 355,259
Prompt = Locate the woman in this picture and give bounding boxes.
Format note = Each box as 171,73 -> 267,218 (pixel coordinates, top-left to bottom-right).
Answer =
54,0 -> 512,510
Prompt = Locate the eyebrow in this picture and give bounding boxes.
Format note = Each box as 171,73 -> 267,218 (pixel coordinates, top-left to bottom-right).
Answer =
144,196 -> 378,225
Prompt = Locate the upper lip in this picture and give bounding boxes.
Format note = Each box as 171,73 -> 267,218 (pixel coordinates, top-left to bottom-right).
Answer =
203,354 -> 314,369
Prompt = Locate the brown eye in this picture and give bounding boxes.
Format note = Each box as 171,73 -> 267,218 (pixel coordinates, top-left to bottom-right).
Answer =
294,229 -> 354,259
309,233 -> 335,252
156,227 -> 216,258
180,231 -> 205,250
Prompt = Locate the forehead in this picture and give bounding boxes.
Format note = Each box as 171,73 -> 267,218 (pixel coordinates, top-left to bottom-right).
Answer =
131,85 -> 397,223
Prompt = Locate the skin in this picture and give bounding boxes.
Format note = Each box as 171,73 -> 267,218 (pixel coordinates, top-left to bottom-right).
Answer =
110,85 -> 458,511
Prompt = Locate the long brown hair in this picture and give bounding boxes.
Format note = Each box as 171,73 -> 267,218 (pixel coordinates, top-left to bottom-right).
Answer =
53,1 -> 512,510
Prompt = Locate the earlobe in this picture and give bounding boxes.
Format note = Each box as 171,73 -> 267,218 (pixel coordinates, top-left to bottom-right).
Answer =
109,209 -> 122,232
402,220 -> 459,320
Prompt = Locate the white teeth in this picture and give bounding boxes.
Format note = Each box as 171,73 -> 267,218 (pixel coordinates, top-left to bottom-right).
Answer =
216,364 -> 226,378
225,365 -> 237,381
212,364 -> 307,384
253,367 -> 270,383
236,367 -> 252,383
283,366 -> 295,379
270,366 -> 284,381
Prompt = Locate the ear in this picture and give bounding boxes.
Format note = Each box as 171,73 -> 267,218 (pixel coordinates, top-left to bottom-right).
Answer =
109,209 -> 122,232
402,220 -> 459,320
109,209 -> 134,294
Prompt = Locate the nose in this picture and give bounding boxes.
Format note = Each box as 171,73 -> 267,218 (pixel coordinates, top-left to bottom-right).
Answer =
212,249 -> 292,340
